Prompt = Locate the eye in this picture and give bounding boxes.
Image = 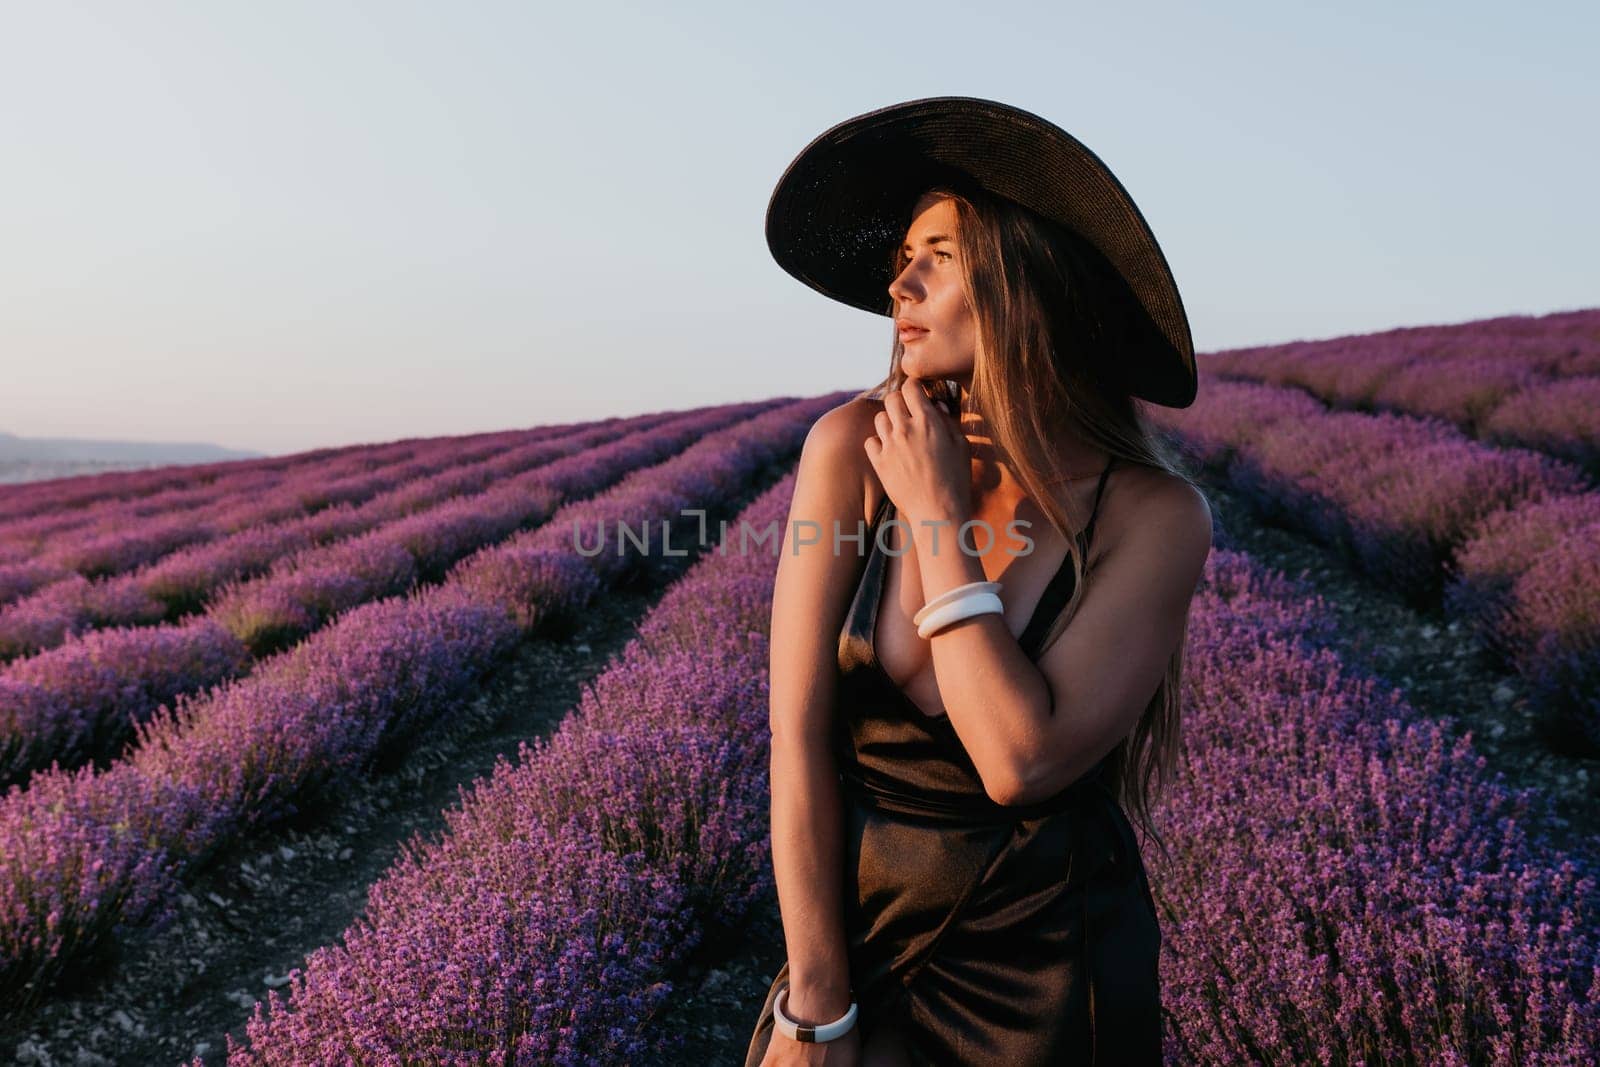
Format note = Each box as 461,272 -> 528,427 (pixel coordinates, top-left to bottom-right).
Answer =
936,251 -> 953,262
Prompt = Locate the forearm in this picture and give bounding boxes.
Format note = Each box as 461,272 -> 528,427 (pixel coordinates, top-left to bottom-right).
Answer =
911,512 -> 1055,800
768,733 -> 854,1020
929,613 -> 1056,800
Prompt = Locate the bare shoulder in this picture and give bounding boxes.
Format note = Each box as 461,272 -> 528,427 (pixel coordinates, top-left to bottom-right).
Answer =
800,396 -> 885,525
1097,462 -> 1213,571
807,394 -> 883,450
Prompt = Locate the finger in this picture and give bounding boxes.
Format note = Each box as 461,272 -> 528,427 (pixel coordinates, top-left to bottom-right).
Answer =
900,376 -> 929,420
882,390 -> 910,432
873,410 -> 892,442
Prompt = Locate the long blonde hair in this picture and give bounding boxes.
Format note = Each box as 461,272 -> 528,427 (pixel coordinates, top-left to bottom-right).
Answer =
858,184 -> 1203,868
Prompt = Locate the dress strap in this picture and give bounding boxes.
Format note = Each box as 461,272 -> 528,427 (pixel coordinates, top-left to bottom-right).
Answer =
1082,454 -> 1115,552
1016,455 -> 1115,658
838,492 -> 895,666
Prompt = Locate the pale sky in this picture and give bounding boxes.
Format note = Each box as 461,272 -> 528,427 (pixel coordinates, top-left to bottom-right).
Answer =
2,0 -> 1595,455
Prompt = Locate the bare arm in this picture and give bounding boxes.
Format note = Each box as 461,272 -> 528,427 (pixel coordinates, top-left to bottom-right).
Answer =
914,472 -> 1213,804
768,399 -> 877,1023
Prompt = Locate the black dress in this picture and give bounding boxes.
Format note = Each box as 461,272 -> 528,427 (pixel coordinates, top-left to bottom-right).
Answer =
744,458 -> 1161,1066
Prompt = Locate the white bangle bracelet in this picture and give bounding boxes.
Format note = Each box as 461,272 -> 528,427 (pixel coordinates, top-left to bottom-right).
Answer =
916,590 -> 1005,639
773,983 -> 859,1043
912,580 -> 1002,627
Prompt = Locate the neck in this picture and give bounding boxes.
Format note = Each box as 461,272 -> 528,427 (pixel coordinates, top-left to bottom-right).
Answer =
924,375 -> 1108,480
961,407 -> 1109,486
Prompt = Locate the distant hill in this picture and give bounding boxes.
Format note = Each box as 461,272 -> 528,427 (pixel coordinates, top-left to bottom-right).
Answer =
0,431 -> 264,485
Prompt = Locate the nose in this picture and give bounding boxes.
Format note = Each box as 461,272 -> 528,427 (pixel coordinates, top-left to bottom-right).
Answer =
888,260 -> 922,306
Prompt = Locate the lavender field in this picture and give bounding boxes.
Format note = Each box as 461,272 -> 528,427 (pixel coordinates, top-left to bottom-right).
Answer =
2,335 -> 1597,1064
1200,307 -> 1600,470
1149,307 -> 1600,760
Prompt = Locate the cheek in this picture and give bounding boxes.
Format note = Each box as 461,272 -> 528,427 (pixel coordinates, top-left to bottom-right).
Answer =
945,302 -> 976,343
933,287 -> 973,332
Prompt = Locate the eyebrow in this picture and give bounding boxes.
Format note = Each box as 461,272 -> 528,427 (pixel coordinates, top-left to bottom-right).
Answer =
900,234 -> 954,253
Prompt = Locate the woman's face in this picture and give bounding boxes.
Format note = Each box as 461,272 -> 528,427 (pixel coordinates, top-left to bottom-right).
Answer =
888,194 -> 977,384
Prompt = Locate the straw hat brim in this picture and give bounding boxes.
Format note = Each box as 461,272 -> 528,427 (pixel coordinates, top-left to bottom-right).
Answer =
765,96 -> 1197,409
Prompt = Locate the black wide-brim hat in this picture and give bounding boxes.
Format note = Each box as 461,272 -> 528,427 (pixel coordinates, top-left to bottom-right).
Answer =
765,96 -> 1197,408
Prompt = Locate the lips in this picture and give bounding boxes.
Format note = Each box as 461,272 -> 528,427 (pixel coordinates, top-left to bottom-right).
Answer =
896,320 -> 929,341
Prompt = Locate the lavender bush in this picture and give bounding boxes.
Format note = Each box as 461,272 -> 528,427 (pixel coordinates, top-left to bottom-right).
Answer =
1158,549 -> 1598,1063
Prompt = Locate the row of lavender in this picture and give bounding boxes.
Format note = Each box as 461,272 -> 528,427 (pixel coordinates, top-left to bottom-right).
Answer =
0,434 -> 409,529
1161,539 -> 1596,1062
0,408 -> 692,659
1200,307 -> 1600,469
0,417 -> 644,646
0,425 -> 566,564
217,468 -> 1597,1064
0,392 -> 834,1009
0,403 -> 767,788
0,412 -> 639,619
0,411 -> 628,532
1152,375 -> 1600,756
0,424 -> 561,565
0,437 -> 423,583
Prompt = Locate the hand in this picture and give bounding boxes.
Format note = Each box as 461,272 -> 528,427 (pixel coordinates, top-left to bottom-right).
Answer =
759,1022 -> 862,1067
863,377 -> 972,531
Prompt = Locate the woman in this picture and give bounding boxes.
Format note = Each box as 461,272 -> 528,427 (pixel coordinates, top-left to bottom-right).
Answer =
746,98 -> 1213,1067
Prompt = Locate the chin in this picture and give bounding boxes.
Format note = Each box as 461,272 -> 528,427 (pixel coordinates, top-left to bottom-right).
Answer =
905,359 -> 968,384
901,350 -> 945,379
